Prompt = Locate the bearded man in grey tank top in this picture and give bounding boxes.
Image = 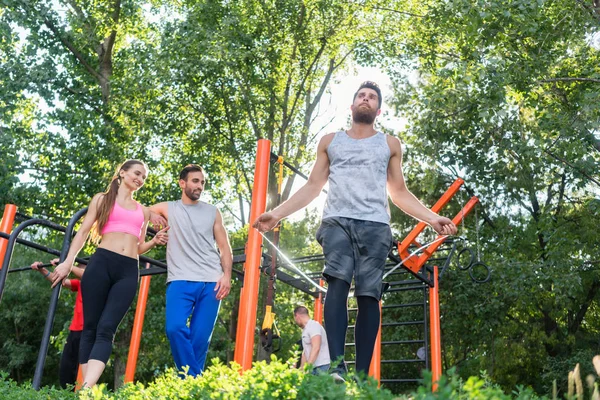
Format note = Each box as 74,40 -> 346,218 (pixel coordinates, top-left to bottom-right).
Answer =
254,81 -> 457,381
150,164 -> 233,377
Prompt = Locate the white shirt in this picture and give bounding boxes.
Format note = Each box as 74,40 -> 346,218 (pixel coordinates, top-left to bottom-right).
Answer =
301,320 -> 331,368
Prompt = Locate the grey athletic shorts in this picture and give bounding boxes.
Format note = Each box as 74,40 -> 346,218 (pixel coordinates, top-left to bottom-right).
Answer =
316,217 -> 393,300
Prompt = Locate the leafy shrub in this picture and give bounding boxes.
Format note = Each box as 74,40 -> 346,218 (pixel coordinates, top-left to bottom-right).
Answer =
75,357 -> 395,400
412,369 -> 545,400
0,371 -> 76,400
0,361 -> 549,399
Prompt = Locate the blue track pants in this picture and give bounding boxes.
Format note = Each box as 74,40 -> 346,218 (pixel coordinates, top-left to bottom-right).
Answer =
165,281 -> 221,377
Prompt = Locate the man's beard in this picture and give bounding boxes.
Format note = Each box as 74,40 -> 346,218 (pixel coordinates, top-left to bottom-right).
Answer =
185,187 -> 201,201
352,106 -> 377,124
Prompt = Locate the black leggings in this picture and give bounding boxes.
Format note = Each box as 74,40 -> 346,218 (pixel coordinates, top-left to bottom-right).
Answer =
79,248 -> 138,364
324,277 -> 381,374
59,330 -> 81,388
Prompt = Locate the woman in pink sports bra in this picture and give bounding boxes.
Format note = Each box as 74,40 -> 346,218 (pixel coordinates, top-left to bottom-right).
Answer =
52,159 -> 169,388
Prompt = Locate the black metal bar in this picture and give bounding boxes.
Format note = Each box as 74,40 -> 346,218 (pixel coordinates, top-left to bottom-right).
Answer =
344,359 -> 423,364
139,266 -> 167,276
8,263 -> 53,273
382,303 -> 424,309
382,270 -> 410,277
382,320 -> 425,328
33,208 -> 87,390
288,254 -> 325,263
346,339 -> 424,346
139,255 -> 167,269
386,279 -> 427,286
135,252 -> 244,273
0,218 -> 69,302
386,253 -> 434,286
0,232 -> 89,266
438,241 -> 458,279
423,285 -> 430,371
381,379 -> 423,383
276,270 -> 319,297
383,339 -> 425,345
270,152 -> 328,194
348,320 -> 424,329
233,254 -> 246,264
386,285 -> 427,292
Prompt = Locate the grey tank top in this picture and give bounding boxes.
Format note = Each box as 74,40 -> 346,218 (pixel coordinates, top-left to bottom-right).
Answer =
166,200 -> 223,282
322,131 -> 391,224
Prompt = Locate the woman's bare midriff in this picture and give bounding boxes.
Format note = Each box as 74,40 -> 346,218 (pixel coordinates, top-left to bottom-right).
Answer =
98,232 -> 140,259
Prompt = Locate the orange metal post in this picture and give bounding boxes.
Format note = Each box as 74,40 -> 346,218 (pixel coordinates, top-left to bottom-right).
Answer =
0,204 -> 18,269
234,139 -> 271,371
398,179 -> 464,272
313,279 -> 324,324
75,366 -> 83,391
124,263 -> 152,384
429,266 -> 442,391
368,301 -> 382,385
414,197 -> 479,270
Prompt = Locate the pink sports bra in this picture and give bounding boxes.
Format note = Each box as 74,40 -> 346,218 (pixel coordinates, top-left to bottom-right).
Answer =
101,201 -> 145,239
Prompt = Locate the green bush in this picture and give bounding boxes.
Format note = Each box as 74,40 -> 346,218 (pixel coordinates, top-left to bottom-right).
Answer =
76,357 -> 395,400
413,370 -> 545,400
0,361 -> 549,399
0,371 -> 76,400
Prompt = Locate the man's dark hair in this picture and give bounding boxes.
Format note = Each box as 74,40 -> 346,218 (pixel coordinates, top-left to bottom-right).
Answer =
353,81 -> 382,109
179,164 -> 204,181
293,305 -> 309,316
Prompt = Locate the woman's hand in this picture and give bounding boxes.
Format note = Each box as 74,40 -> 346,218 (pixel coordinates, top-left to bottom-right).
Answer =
51,261 -> 73,288
152,226 -> 170,246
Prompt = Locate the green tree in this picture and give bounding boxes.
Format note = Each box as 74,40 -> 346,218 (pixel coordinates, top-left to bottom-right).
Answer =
378,0 -> 600,393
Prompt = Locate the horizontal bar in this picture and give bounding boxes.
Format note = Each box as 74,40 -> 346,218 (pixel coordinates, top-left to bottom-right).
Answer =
386,280 -> 427,286
382,303 -> 424,309
0,233 -> 88,265
386,285 -> 427,292
346,359 -> 425,364
382,321 -> 425,327
348,320 -> 424,329
381,339 -> 425,345
345,339 -> 424,347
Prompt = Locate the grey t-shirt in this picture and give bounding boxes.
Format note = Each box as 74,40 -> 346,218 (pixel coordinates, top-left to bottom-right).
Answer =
322,131 -> 391,224
166,200 -> 223,283
302,319 -> 331,368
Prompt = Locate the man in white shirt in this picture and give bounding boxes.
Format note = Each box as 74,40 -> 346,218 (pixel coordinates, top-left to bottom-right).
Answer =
294,306 -> 330,374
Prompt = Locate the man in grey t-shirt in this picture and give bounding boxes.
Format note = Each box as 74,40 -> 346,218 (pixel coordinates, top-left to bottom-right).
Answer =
150,164 -> 233,377
294,306 -> 330,374
254,81 -> 457,380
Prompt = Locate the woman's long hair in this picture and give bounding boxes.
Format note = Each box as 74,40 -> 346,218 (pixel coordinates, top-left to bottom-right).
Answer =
89,159 -> 147,244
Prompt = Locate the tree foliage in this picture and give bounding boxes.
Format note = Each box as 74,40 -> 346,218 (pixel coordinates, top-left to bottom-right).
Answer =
378,0 -> 600,392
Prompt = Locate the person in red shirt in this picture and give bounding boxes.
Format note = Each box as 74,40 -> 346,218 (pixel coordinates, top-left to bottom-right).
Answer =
32,258 -> 85,389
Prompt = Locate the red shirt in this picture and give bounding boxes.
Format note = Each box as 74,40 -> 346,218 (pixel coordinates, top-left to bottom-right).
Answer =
69,279 -> 83,331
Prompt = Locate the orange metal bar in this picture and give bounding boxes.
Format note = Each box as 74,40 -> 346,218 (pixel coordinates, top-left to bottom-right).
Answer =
75,366 -> 83,391
414,197 -> 479,270
124,263 -> 152,383
313,279 -> 324,324
234,139 -> 271,371
429,266 -> 442,391
398,179 -> 464,271
368,302 -> 382,385
0,204 -> 18,269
